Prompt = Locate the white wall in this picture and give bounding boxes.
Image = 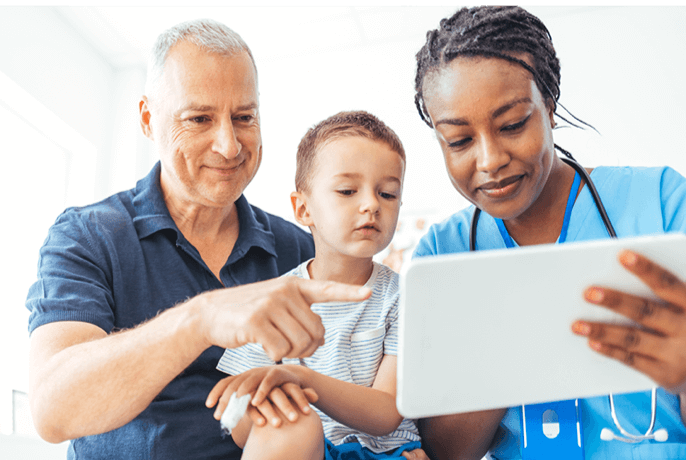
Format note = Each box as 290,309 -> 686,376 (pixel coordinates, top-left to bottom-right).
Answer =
0,7 -> 144,453
246,5 -> 686,224
0,4 -> 685,453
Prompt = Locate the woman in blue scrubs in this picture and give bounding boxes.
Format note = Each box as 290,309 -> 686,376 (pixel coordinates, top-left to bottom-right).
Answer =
412,6 -> 686,460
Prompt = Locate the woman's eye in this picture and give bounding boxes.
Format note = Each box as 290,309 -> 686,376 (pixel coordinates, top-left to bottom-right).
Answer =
502,114 -> 531,132
448,137 -> 472,149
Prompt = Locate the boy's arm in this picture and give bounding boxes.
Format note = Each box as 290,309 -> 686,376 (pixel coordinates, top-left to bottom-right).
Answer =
305,354 -> 403,436
209,355 -> 403,437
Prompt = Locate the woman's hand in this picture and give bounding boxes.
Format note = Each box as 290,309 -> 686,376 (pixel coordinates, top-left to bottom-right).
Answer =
572,249 -> 686,393
206,365 -> 318,427
401,447 -> 431,459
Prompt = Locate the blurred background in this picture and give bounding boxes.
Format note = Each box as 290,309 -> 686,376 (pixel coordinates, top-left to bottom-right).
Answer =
1,5 -> 685,457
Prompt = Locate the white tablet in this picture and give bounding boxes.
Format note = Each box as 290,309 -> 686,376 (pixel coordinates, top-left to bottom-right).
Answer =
396,233 -> 686,419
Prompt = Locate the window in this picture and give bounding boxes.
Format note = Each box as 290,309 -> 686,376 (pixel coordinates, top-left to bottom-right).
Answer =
0,69 -> 95,436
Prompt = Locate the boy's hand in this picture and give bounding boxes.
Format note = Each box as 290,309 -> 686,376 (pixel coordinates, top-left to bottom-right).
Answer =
206,366 -> 317,427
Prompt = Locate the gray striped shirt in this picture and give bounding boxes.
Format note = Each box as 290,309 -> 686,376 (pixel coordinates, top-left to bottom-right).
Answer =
216,260 -> 420,453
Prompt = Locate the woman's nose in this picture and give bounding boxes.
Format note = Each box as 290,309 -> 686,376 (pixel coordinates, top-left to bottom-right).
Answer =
476,136 -> 510,173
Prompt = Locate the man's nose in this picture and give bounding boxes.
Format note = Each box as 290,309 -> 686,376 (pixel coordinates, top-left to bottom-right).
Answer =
211,120 -> 241,159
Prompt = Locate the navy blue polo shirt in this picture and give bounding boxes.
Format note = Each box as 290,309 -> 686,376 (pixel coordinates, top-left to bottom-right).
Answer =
26,162 -> 315,459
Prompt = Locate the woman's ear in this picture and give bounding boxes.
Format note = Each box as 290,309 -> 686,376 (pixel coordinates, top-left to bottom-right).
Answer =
290,191 -> 313,227
546,99 -> 556,129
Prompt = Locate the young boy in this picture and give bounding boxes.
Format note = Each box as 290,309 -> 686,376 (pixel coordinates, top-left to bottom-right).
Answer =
205,111 -> 421,459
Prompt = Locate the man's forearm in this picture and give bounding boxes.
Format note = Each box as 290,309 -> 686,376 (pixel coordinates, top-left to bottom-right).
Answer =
29,298 -> 209,443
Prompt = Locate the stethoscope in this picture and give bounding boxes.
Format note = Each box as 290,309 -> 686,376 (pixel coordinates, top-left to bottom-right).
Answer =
468,148 -> 667,444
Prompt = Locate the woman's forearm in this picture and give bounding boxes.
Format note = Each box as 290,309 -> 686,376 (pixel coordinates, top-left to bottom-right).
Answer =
418,409 -> 506,460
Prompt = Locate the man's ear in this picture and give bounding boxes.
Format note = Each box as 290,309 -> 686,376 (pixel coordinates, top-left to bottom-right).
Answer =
290,191 -> 313,227
140,96 -> 154,140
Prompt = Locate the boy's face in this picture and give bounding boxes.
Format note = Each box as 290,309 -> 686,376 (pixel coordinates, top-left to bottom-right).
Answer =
294,136 -> 404,261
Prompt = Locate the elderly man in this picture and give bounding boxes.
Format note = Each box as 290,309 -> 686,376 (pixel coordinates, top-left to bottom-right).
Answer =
25,19 -> 372,459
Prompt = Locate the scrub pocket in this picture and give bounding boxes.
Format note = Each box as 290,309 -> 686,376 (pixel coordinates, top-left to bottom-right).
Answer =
349,326 -> 385,386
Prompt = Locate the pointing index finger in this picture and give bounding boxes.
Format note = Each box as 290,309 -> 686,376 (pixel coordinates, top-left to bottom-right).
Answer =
297,278 -> 372,305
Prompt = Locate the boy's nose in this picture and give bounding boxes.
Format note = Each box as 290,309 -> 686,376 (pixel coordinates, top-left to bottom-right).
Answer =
360,193 -> 380,214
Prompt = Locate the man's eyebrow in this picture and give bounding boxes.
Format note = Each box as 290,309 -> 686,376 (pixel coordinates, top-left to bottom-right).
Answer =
175,104 -> 215,115
174,102 -> 259,115
433,97 -> 533,127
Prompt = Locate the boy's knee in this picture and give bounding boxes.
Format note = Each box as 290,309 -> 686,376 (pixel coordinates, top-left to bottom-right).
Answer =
243,410 -> 325,460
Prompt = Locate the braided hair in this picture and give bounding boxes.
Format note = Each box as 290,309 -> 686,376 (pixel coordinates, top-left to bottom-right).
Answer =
414,6 -> 566,128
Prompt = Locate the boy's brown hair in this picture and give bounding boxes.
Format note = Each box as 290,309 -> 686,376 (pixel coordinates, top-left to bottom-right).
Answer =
295,110 -> 406,193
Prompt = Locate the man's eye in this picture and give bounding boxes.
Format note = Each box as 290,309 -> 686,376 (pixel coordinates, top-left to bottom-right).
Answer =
190,116 -> 209,123
236,115 -> 254,122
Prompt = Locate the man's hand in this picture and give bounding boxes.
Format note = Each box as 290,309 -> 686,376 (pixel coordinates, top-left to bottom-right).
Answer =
198,276 -> 371,362
206,366 -> 316,427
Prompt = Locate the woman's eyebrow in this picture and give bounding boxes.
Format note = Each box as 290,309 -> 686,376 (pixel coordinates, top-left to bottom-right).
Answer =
434,97 -> 533,127
491,97 -> 532,119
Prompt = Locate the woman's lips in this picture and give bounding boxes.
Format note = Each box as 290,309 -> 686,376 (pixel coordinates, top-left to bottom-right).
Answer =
478,174 -> 524,199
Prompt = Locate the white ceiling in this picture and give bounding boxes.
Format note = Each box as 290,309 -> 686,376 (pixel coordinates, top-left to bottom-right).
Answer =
54,6 -> 595,70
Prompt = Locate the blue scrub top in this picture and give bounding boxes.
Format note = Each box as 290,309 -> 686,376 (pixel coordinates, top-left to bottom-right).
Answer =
414,166 -> 686,459
26,162 -> 315,459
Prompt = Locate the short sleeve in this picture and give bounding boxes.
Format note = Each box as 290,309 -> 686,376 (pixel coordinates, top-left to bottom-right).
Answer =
660,167 -> 686,233
413,226 -> 439,258
25,210 -> 116,334
382,285 -> 400,356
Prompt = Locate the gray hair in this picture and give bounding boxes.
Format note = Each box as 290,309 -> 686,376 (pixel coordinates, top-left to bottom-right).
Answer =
145,18 -> 257,97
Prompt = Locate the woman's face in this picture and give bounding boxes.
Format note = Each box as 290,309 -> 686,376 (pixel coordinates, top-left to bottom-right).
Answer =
422,56 -> 557,221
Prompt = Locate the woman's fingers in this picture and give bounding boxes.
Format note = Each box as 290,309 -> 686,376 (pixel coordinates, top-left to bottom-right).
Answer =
617,250 -> 686,311
572,320 -> 666,359
576,250 -> 686,390
583,287 -> 682,336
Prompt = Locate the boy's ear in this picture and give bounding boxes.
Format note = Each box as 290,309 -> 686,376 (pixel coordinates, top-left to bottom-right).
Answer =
290,191 -> 313,227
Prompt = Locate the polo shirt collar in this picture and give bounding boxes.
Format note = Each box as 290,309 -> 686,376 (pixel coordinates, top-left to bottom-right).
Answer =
131,162 -> 276,258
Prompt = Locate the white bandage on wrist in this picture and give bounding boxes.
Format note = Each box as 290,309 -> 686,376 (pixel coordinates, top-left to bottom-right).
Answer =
220,392 -> 251,435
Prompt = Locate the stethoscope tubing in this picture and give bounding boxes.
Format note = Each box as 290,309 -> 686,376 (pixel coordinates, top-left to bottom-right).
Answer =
469,152 -> 615,251
467,151 -> 663,443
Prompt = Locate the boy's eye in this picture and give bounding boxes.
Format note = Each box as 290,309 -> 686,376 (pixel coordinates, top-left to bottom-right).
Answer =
337,190 -> 355,196
380,192 -> 397,200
